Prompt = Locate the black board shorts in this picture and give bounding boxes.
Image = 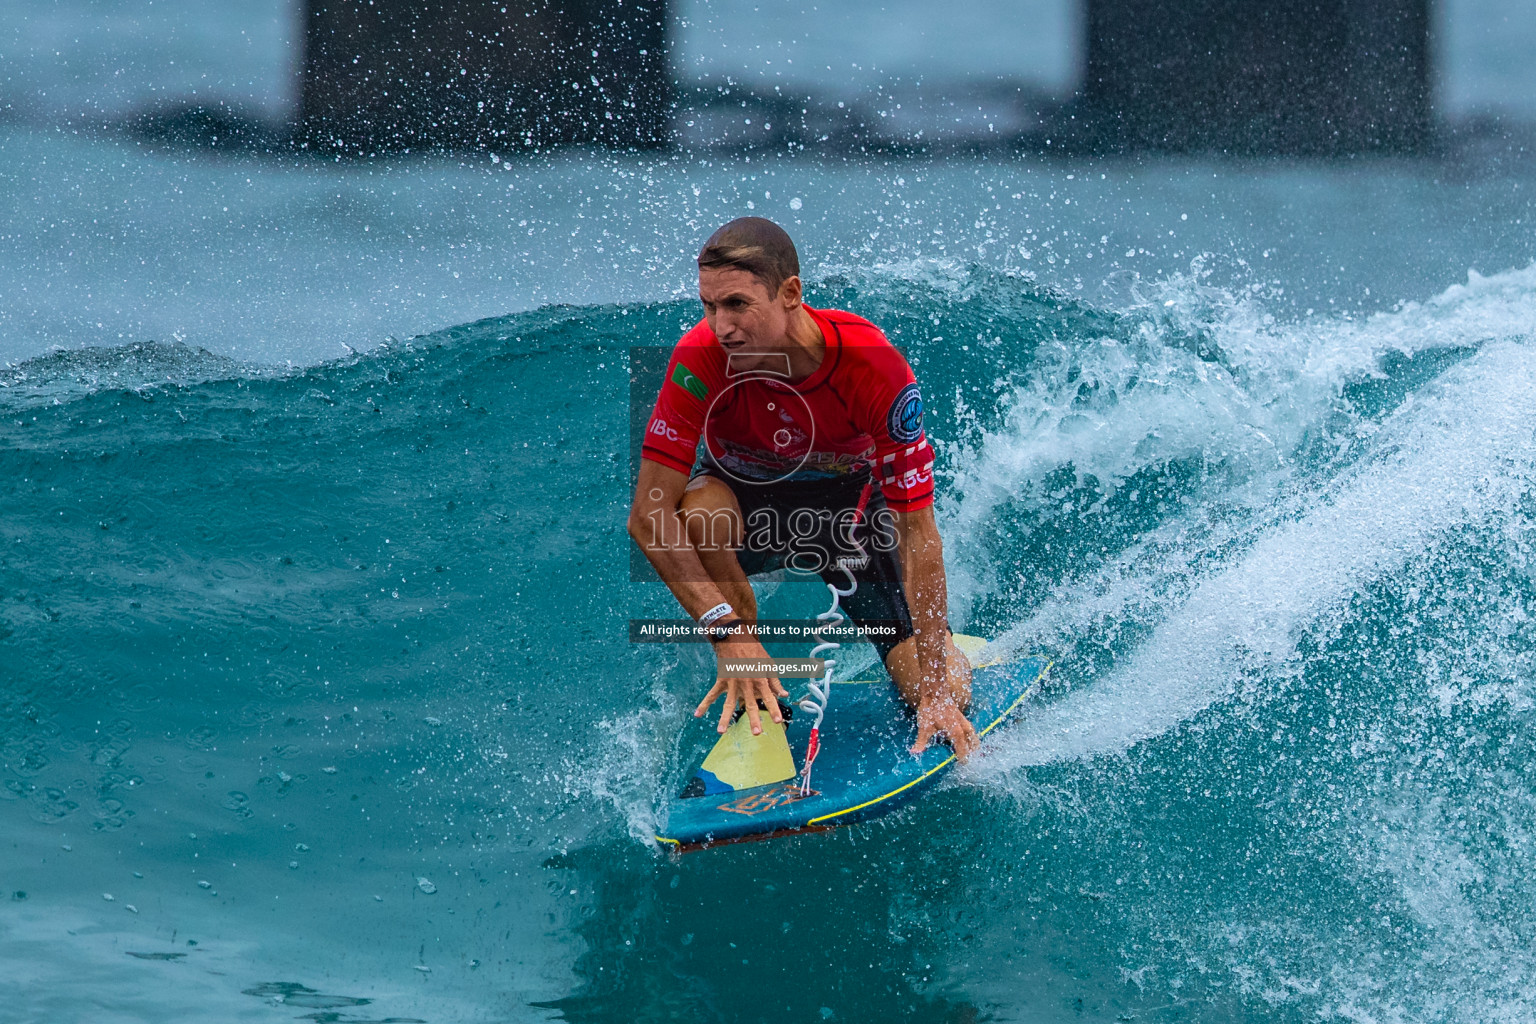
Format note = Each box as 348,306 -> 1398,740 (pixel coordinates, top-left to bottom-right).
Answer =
689,464 -> 916,662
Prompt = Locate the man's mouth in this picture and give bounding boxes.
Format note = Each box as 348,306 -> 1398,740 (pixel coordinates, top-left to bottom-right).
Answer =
720,339 -> 745,350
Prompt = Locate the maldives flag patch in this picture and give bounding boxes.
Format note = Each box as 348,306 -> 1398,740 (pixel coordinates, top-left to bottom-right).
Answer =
671,363 -> 709,400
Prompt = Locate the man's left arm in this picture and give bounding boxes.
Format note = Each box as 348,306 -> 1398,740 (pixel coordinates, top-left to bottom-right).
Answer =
894,507 -> 979,758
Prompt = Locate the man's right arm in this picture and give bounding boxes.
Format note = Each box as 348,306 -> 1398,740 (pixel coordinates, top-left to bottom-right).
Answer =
627,459 -> 787,735
626,459 -> 730,621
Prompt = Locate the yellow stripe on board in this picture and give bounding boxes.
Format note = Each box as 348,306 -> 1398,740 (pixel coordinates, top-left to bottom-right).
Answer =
806,660 -> 1052,826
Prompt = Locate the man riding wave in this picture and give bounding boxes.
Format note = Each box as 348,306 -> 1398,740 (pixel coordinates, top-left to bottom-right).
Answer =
628,217 -> 978,759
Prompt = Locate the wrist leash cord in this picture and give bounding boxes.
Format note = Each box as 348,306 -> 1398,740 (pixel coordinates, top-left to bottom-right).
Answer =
798,562 -> 858,795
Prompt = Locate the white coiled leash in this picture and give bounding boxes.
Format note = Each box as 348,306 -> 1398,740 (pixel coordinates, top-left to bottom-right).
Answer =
797,561 -> 859,795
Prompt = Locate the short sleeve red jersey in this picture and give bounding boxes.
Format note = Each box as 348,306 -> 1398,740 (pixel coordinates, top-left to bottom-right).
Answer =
642,306 -> 935,512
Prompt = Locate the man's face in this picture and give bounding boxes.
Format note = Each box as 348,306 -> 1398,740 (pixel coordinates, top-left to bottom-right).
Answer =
698,266 -> 797,355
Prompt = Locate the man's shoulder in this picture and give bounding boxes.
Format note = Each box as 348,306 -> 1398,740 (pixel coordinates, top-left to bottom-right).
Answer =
813,307 -> 909,377
812,306 -> 888,341
670,319 -> 726,373
674,317 -> 717,350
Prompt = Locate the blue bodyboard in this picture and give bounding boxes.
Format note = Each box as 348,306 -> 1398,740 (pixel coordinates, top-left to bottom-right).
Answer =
656,649 -> 1050,851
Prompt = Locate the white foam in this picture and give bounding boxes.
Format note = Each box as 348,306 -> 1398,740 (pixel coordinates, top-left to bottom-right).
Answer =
961,267 -> 1536,770
947,264 -> 1536,589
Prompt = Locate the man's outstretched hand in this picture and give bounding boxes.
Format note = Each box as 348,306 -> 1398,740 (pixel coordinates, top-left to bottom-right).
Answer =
695,635 -> 788,736
911,697 -> 980,760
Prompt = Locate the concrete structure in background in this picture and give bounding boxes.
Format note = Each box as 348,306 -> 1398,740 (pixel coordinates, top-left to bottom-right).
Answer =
299,0 -> 668,153
1082,0 -> 1432,154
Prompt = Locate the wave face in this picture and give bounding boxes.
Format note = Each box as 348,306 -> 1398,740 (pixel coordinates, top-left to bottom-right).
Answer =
4,263 -> 1536,1022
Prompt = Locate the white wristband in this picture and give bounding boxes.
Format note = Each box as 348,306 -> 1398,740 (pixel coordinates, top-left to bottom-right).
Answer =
698,602 -> 734,629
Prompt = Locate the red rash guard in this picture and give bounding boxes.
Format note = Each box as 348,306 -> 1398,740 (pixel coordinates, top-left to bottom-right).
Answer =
642,305 -> 936,513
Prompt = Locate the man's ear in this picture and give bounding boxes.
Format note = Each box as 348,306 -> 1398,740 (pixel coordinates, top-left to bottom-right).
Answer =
778,275 -> 804,309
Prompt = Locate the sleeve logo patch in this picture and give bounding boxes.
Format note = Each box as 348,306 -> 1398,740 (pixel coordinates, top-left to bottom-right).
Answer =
887,382 -> 924,443
648,417 -> 683,443
671,363 -> 710,400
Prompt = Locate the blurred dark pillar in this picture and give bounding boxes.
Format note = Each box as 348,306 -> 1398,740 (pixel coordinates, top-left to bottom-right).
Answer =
299,0 -> 669,153
1084,0 -> 1431,154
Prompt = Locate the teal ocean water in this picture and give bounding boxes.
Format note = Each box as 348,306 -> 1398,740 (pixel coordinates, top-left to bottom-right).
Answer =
6,219 -> 1536,1019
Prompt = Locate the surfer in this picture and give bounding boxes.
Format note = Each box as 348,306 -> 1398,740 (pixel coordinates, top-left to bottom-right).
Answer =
629,217 -> 978,759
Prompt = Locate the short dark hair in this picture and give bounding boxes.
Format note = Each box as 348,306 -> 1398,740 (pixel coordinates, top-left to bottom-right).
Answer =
697,217 -> 800,295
